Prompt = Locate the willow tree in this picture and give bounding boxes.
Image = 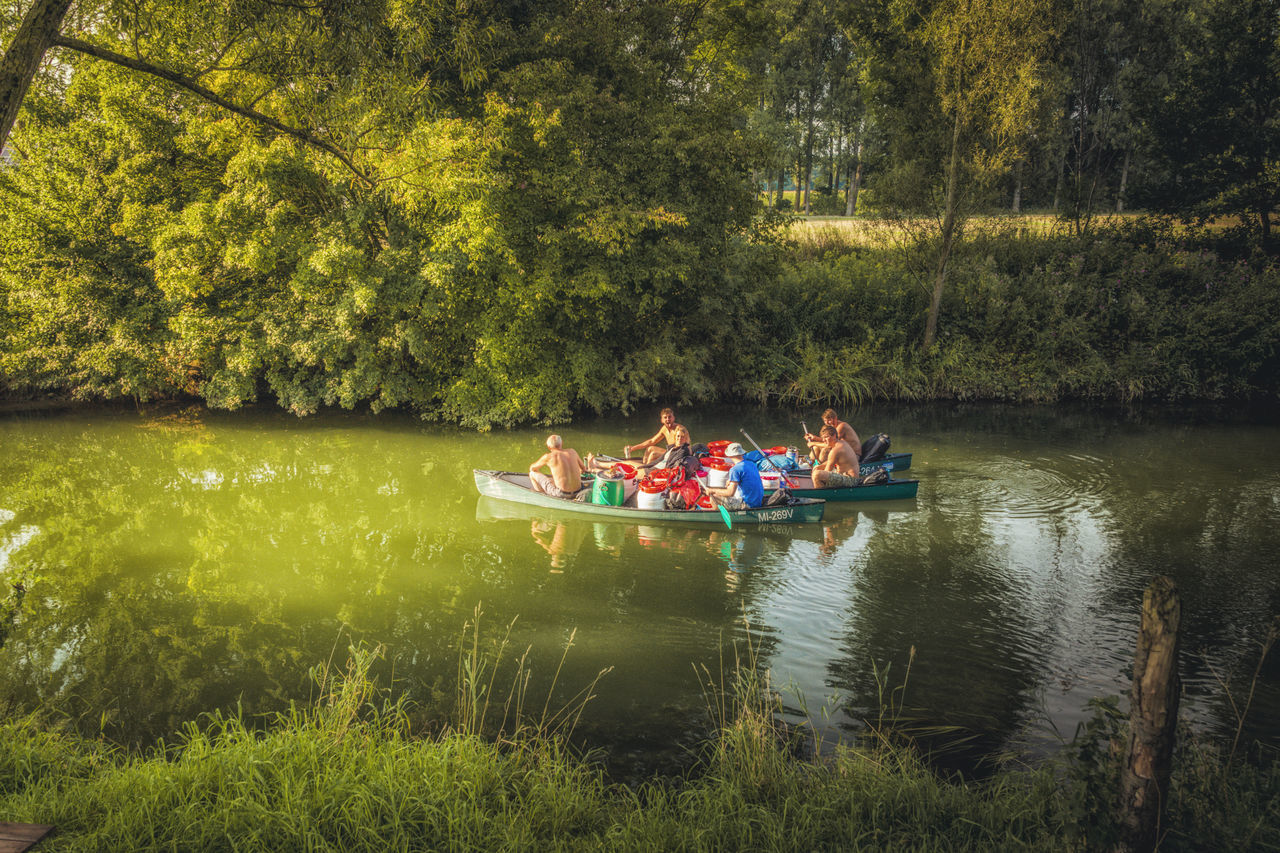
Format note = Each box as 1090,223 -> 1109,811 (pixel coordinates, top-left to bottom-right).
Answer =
923,0 -> 1055,348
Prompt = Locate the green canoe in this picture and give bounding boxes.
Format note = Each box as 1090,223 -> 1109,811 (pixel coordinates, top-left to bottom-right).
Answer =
768,472 -> 920,502
474,470 -> 826,525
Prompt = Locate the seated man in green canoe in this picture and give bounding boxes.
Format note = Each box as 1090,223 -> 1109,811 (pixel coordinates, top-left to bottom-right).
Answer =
804,408 -> 861,466
638,425 -> 696,473
529,434 -> 591,500
706,442 -> 765,510
812,425 -> 862,488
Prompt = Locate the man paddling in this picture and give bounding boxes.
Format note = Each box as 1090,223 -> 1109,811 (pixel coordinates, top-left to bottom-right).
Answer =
812,426 -> 861,488
706,442 -> 764,509
804,408 -> 861,465
625,407 -> 690,466
529,434 -> 590,499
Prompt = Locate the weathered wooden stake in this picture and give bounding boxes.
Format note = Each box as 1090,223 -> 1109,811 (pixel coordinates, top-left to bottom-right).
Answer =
1117,575 -> 1181,853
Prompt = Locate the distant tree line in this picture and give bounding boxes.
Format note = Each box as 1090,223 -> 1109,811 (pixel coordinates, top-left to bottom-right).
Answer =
752,0 -> 1279,243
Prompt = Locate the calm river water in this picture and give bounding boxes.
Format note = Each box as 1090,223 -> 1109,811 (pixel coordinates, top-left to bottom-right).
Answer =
1,403 -> 1277,776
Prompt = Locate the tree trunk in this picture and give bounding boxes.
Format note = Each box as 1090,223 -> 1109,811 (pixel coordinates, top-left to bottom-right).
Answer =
802,89 -> 816,215
1012,158 -> 1023,212
845,118 -> 864,217
1117,149 -> 1131,213
1053,152 -> 1065,211
924,109 -> 963,351
1117,576 -> 1181,853
1260,208 -> 1272,245
0,0 -> 73,152
846,157 -> 862,217
831,131 -> 843,198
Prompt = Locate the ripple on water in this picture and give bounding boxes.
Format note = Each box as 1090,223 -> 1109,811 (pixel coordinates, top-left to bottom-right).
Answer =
951,453 -> 1131,529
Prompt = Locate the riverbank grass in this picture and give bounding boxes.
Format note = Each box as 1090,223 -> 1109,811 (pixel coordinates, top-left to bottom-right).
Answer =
1,642 -> 1276,851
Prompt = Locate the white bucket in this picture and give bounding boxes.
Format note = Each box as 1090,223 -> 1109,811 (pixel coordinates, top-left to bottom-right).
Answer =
760,471 -> 781,491
636,487 -> 667,510
706,466 -> 731,489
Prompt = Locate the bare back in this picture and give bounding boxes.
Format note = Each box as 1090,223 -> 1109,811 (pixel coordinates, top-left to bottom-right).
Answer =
835,421 -> 861,455
536,448 -> 585,492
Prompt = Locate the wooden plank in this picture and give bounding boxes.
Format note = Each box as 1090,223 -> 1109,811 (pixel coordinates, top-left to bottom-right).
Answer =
0,823 -> 54,853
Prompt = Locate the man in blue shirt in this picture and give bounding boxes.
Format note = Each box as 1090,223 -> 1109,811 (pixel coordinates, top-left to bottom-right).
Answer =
707,443 -> 764,509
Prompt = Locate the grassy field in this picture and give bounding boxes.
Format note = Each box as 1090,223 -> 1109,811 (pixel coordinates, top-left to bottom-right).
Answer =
781,211 -> 1142,250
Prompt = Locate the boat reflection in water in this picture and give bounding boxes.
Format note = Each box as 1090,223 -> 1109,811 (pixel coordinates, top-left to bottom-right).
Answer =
475,496 -> 902,579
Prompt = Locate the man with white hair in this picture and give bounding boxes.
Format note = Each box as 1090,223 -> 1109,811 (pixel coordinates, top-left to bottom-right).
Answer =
529,434 -> 589,498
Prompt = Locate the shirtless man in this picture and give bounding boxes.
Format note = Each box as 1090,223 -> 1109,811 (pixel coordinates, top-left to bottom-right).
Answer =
625,408 -> 690,466
644,425 -> 693,472
804,408 -> 861,465
812,425 -> 862,488
529,434 -> 588,498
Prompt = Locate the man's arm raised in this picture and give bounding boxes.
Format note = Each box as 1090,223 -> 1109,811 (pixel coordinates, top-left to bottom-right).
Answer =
626,430 -> 664,457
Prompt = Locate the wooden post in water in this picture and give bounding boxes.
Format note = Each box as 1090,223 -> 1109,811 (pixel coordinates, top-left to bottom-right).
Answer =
1117,575 -> 1181,853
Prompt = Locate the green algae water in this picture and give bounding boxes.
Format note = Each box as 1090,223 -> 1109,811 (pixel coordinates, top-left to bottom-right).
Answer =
1,403 -> 1277,774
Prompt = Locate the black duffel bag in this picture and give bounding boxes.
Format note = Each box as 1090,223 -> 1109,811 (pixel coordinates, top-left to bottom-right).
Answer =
860,433 -> 891,463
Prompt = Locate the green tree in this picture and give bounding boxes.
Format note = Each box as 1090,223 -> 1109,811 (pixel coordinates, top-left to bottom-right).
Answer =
2,0 -> 771,426
853,0 -> 1056,349
1129,0 -> 1280,244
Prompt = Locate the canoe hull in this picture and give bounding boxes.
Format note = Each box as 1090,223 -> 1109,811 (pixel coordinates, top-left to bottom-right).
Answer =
788,452 -> 912,477
473,471 -> 825,524
771,473 -> 920,502
863,452 -> 912,474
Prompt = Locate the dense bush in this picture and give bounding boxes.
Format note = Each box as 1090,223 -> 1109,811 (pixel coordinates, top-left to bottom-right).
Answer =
741,224 -> 1280,408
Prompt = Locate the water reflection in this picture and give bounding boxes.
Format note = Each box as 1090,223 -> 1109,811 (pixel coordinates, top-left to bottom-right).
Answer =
475,496 -> 840,578
0,404 -> 1277,772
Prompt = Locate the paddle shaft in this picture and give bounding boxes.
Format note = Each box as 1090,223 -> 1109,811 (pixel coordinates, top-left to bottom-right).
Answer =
739,429 -> 798,488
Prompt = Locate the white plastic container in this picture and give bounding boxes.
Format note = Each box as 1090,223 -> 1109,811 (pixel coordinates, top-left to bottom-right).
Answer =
706,463 -> 731,489
759,471 -> 781,491
636,485 -> 667,510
